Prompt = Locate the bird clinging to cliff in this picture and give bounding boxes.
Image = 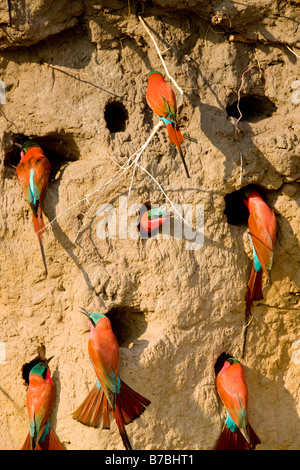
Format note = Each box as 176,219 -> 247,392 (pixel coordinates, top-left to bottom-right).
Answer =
146,71 -> 190,178
22,357 -> 66,450
244,190 -> 277,316
72,308 -> 150,450
138,205 -> 170,237
16,140 -> 51,275
214,353 -> 260,450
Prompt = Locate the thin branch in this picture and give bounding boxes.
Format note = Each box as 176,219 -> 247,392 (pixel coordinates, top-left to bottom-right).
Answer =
41,15 -> 190,241
42,155 -> 133,234
45,63 -> 137,103
127,156 -> 139,202
138,15 -> 183,100
235,64 -> 260,140
240,152 -> 243,185
106,148 -> 194,230
137,162 -> 192,229
241,315 -> 254,358
285,44 -> 300,59
72,121 -> 163,242
0,108 -> 21,134
126,13 -> 186,204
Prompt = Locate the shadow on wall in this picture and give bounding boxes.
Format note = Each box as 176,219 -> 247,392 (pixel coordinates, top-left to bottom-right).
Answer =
200,100 -> 280,188
2,130 -> 80,180
224,184 -> 300,285
244,366 -> 300,450
212,352 -> 300,449
270,186 -> 300,264
106,306 -> 148,351
181,44 -> 283,189
21,26 -> 95,70
2,130 -> 107,300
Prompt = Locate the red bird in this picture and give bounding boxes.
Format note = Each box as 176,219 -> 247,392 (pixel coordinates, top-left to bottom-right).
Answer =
72,308 -> 150,450
244,190 -> 277,315
16,141 -> 51,275
22,357 -> 65,450
139,206 -> 170,237
215,354 -> 260,450
146,71 -> 190,178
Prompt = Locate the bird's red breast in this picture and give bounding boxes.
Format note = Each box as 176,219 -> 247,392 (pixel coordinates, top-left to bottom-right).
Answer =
139,210 -> 167,234
27,370 -> 55,426
246,191 -> 277,276
146,72 -> 177,118
216,361 -> 248,427
16,147 -> 51,204
88,317 -> 120,393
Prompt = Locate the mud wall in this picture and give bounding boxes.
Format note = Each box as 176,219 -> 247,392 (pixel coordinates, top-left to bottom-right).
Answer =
0,0 -> 299,450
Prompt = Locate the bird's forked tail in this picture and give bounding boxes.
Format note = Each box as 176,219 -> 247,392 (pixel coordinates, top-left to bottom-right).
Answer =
72,379 -> 150,450
22,425 -> 66,450
215,421 -> 260,450
32,205 -> 48,275
166,123 -> 190,178
245,265 -> 263,315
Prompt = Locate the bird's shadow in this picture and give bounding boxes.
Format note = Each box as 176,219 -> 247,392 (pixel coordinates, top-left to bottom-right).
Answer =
41,141 -> 106,309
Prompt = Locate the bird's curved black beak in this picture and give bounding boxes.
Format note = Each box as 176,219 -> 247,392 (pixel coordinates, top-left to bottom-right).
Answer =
80,307 -> 91,318
80,307 -> 96,326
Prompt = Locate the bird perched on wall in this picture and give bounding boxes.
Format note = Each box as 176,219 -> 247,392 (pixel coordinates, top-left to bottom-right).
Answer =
16,140 -> 51,275
138,205 -> 170,237
146,71 -> 190,178
22,357 -> 66,450
72,308 -> 150,450
215,353 -> 260,450
244,190 -> 277,316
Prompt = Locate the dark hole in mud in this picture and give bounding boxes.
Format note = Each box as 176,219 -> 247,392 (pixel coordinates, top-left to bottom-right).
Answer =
214,352 -> 231,376
106,307 -> 147,348
3,132 -> 79,180
224,184 -> 268,227
22,357 -> 43,386
22,345 -> 48,386
226,95 -> 277,122
104,101 -> 128,133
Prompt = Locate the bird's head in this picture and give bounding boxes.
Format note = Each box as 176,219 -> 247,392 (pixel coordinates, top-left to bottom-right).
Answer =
80,307 -> 105,327
214,352 -> 241,376
243,189 -> 261,209
147,70 -> 162,79
30,356 -> 53,379
22,140 -> 40,154
17,140 -> 41,161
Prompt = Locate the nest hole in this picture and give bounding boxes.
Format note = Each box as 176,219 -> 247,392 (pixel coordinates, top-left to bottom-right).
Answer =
22,344 -> 48,385
104,101 -> 128,133
226,95 -> 277,123
3,132 -> 80,180
214,352 -> 231,376
224,184 -> 268,226
22,357 -> 43,385
106,307 -> 147,347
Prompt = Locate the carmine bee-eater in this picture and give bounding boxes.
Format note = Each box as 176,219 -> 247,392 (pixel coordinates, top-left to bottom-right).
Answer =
22,357 -> 66,450
72,308 -> 150,450
16,140 -> 51,275
146,71 -> 190,178
244,190 -> 277,315
215,353 -> 260,450
139,206 -> 170,237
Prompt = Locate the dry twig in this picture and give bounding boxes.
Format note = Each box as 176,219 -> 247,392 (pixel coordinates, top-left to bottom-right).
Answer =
285,44 -> 300,59
41,15 -> 191,241
138,15 -> 183,100
234,64 -> 260,140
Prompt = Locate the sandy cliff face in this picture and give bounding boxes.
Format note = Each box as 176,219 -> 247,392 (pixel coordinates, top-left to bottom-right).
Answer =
0,0 -> 299,450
